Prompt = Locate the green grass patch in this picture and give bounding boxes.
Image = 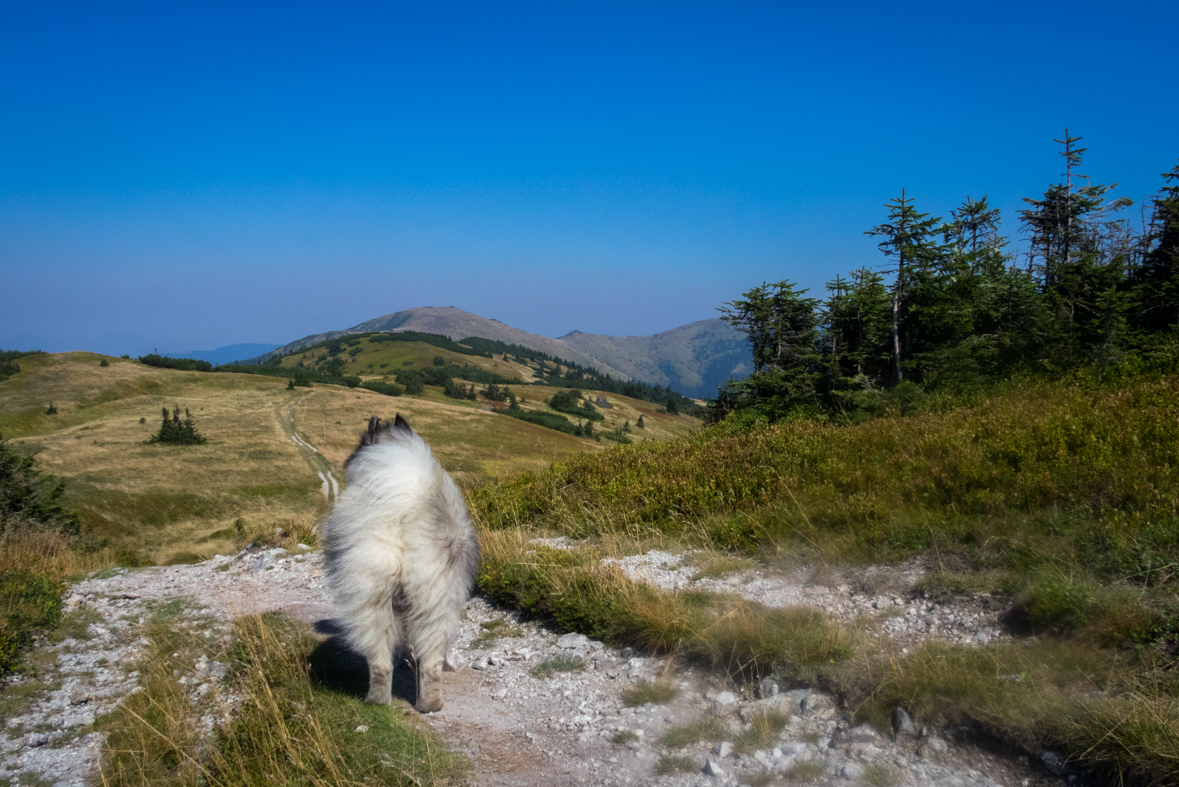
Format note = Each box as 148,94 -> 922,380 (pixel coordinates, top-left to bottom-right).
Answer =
661,717 -> 730,748
733,710 -> 789,753
530,654 -> 585,678
621,680 -> 679,707
48,605 -> 102,642
656,755 -> 698,775
689,552 -> 756,580
0,571 -> 63,675
786,761 -> 825,781
611,730 -> 638,745
478,532 -> 851,682
865,764 -> 898,787
469,618 -> 524,649
100,611 -> 467,787
853,639 -> 1178,786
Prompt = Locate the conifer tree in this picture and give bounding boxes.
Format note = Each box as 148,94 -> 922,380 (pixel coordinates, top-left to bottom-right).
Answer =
1134,161 -> 1179,332
865,190 -> 943,385
150,405 -> 206,445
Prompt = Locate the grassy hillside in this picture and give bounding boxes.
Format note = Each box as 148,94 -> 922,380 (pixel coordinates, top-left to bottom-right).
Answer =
269,305 -> 632,379
556,318 -> 751,399
0,351 -> 696,564
470,370 -> 1179,785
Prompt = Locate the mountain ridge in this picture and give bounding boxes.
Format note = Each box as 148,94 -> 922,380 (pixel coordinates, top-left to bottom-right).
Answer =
264,306 -> 750,398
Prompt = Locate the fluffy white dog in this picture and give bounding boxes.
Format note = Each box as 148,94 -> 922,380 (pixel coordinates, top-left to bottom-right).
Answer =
322,414 -> 479,712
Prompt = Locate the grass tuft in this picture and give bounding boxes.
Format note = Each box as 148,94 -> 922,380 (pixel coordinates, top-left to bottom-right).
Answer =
661,717 -> 730,748
100,610 -> 467,787
786,761 -> 825,781
622,680 -> 679,707
733,710 -> 789,753
656,755 -> 698,775
530,655 -> 585,679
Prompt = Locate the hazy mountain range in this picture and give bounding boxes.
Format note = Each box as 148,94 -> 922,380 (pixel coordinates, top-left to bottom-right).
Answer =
260,307 -> 751,399
162,343 -> 281,366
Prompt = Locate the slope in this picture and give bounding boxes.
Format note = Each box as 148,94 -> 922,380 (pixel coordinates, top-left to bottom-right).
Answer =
0,351 -> 696,564
269,307 -> 631,380
555,319 -> 750,399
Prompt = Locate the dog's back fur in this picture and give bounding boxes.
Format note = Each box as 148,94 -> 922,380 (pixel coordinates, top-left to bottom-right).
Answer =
322,414 -> 478,711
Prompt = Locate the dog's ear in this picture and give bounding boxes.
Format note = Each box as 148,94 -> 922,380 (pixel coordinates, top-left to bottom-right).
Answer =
393,413 -> 412,433
367,416 -> 382,439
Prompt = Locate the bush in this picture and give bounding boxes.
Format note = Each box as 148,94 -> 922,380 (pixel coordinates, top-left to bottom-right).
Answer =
148,406 -> 207,446
99,359 -> 110,367
497,409 -> 577,435
0,432 -> 79,535
360,381 -> 403,397
550,389 -> 604,422
0,571 -> 63,674
139,354 -> 213,372
481,383 -> 509,402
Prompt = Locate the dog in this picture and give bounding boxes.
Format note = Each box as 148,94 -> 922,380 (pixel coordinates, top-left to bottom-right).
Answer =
322,414 -> 479,712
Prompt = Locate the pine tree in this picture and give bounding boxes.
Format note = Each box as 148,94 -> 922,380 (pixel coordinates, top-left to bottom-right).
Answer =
865,191 -> 944,385
1019,132 -> 1134,365
150,405 -> 206,445
1134,161 -> 1179,332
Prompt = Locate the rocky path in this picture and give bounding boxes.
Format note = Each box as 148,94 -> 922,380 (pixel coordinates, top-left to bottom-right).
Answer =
1,547 -> 1068,787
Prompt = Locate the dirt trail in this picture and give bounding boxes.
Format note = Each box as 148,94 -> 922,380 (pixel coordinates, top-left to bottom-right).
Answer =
1,547 -> 1068,787
283,393 -> 339,501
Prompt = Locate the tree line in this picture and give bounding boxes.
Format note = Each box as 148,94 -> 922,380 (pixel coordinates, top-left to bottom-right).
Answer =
712,135 -> 1179,423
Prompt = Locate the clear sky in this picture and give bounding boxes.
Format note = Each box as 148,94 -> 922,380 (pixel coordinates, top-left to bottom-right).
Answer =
2,0 -> 1176,356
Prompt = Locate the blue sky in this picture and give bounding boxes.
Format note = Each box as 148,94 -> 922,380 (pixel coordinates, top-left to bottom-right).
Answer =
2,0 -> 1176,355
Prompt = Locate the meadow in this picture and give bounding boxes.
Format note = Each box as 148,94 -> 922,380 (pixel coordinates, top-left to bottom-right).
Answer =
469,369 -> 1179,785
0,350 -> 696,565
4,350 -> 1178,784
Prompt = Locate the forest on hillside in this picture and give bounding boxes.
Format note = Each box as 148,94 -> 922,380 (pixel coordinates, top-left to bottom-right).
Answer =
712,134 -> 1179,423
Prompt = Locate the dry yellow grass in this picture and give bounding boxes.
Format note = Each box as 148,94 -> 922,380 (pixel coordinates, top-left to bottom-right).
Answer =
0,352 -> 698,563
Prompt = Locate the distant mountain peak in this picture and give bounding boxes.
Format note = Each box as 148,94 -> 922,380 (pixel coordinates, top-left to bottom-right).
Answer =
266,307 -> 750,398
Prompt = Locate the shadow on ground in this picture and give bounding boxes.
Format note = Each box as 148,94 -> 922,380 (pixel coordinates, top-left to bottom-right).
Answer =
308,618 -> 418,705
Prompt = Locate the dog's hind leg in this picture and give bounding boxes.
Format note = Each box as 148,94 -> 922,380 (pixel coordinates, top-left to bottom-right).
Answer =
407,608 -> 456,713
349,592 -> 402,705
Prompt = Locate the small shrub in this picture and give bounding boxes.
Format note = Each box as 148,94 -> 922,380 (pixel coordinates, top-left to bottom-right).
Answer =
1018,576 -> 1095,633
100,359 -> 110,367
45,403 -> 57,415
611,730 -> 638,745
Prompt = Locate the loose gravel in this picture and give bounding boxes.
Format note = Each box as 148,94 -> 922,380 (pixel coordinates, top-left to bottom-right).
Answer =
1,545 -> 1069,787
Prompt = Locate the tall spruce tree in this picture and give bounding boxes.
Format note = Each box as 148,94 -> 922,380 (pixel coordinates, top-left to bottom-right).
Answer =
865,190 -> 944,385
1134,162 -> 1179,333
717,280 -> 821,418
